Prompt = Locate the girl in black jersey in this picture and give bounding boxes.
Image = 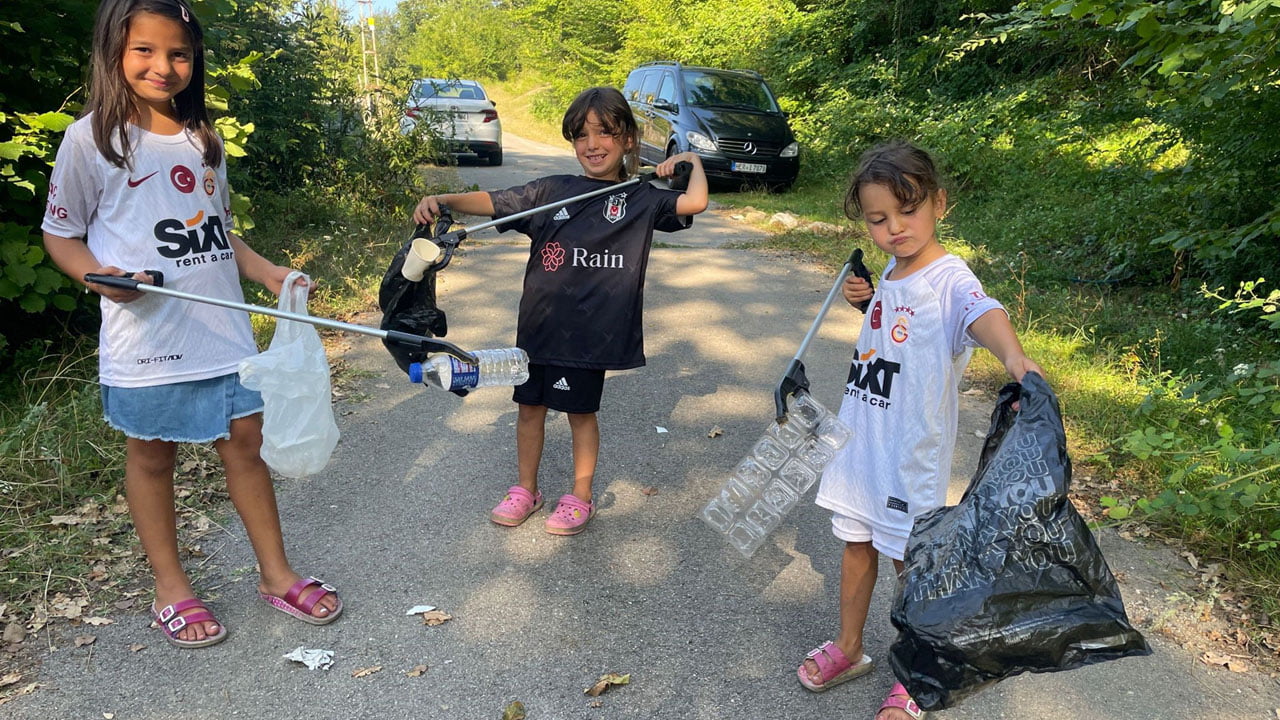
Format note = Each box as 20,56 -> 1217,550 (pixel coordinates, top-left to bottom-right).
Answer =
413,87 -> 708,535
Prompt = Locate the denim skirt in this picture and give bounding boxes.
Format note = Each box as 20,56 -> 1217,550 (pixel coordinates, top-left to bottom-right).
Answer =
101,372 -> 264,443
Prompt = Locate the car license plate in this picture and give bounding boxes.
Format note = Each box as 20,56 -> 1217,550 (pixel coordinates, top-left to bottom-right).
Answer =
732,161 -> 767,174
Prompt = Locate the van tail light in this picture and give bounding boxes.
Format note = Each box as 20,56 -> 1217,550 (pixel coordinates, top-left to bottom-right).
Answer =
481,109 -> 498,123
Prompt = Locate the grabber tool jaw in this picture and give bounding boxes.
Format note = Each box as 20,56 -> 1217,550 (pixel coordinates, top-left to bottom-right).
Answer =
774,358 -> 811,424
412,204 -> 468,274
382,331 -> 478,365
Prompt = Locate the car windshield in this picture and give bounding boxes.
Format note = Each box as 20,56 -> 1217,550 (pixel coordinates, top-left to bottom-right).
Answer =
411,80 -> 486,102
681,71 -> 778,112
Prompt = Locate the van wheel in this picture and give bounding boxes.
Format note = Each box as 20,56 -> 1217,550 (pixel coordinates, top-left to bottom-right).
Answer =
486,148 -> 503,166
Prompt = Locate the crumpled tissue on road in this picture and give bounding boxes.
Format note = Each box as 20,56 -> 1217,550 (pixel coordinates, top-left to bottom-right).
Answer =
283,646 -> 334,670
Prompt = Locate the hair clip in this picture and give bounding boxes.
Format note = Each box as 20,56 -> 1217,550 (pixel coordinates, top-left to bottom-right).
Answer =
180,5 -> 190,22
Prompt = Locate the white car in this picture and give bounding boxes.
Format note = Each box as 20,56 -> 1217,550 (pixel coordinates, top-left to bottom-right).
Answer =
401,78 -> 503,166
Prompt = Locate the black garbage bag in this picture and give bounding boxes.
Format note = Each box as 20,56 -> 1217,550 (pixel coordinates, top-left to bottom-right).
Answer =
379,231 -> 448,375
889,372 -> 1150,711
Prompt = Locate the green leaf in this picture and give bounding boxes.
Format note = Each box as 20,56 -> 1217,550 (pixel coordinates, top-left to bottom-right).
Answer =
4,262 -> 36,286
224,140 -> 246,158
52,294 -> 77,311
27,112 -> 74,132
0,141 -> 31,160
1109,505 -> 1132,520
18,294 -> 46,312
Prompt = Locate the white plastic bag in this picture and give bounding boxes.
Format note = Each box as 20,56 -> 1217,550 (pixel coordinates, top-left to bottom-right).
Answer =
238,271 -> 339,478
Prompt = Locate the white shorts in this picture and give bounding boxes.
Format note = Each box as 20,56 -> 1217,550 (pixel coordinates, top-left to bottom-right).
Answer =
830,512 -> 907,561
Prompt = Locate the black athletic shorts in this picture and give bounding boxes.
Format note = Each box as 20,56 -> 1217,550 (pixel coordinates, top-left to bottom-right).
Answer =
513,363 -> 606,414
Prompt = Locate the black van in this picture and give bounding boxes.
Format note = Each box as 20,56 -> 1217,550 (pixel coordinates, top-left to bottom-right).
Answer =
621,61 -> 799,191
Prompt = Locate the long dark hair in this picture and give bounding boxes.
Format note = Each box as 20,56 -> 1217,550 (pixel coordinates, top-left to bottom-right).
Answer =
86,0 -> 220,169
561,87 -> 639,181
844,141 -> 943,219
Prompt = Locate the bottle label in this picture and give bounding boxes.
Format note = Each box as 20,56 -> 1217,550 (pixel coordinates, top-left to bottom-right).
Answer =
448,357 -> 480,390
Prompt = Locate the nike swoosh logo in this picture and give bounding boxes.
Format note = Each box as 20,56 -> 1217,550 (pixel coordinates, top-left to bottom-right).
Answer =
127,171 -> 158,188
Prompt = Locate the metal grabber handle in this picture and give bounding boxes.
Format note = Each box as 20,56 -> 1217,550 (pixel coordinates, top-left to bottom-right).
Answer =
83,271 -> 478,364
773,247 -> 875,423
410,161 -> 696,273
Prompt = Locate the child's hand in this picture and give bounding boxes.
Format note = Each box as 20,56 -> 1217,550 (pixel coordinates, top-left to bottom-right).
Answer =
1005,356 -> 1046,384
86,266 -> 152,304
842,274 -> 873,310
656,152 -> 699,179
413,195 -> 446,225
264,265 -> 310,297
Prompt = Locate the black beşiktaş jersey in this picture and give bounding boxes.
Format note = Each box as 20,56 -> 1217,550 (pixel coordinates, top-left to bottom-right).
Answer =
490,174 -> 690,370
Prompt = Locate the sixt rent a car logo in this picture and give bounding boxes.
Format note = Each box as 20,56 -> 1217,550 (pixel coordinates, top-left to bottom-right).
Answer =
845,346 -> 901,409
154,211 -> 232,265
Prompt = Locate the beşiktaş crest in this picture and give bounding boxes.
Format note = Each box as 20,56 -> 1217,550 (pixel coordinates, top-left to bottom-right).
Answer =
603,192 -> 627,223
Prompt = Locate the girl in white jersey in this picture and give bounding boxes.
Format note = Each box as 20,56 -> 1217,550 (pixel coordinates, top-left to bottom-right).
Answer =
795,142 -> 1044,718
41,0 -> 340,648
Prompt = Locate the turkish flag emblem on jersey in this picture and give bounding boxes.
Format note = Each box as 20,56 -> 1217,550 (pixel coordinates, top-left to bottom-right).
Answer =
603,193 -> 627,224
870,300 -> 883,329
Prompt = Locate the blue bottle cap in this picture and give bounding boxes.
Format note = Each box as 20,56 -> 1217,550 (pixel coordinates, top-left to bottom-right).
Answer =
408,362 -> 422,384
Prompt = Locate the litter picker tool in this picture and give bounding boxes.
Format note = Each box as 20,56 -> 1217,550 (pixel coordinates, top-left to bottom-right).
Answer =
773,247 -> 875,423
400,161 -> 694,278
83,271 -> 479,364
383,160 -> 694,376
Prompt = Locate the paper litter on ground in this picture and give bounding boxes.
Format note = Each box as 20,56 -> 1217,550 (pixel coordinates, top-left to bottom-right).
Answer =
283,646 -> 334,670
406,605 -> 436,615
655,426 -> 668,433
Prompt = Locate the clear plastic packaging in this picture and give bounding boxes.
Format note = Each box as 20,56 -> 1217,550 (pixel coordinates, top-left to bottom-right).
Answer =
701,393 -> 852,557
410,347 -> 530,392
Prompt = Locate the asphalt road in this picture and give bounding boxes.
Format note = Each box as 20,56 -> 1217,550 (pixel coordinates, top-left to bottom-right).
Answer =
9,134 -> 1279,719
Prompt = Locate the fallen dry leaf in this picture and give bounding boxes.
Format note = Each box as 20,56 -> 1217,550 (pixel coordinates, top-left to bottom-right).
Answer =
584,672 -> 631,696
74,635 -> 96,647
0,682 -> 39,707
421,610 -> 452,626
351,665 -> 382,678
641,486 -> 659,496
49,515 -> 84,526
1182,551 -> 1199,570
82,617 -> 114,627
706,426 -> 723,438
405,664 -> 428,677
0,673 -> 20,688
502,700 -> 527,720
1199,651 -> 1251,672
128,644 -> 146,653
589,700 -> 603,708
3,623 -> 26,644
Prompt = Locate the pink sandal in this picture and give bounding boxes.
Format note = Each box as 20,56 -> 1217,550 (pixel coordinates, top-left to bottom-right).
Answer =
796,641 -> 874,692
151,598 -> 227,648
259,577 -> 343,625
544,494 -> 594,535
876,681 -> 925,719
491,485 -> 544,526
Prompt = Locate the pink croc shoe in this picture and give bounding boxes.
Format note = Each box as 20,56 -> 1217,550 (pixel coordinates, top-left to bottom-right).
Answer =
544,494 -> 594,535
491,485 -> 543,526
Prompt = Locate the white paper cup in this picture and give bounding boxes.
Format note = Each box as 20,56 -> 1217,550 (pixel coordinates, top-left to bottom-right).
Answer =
401,237 -> 444,281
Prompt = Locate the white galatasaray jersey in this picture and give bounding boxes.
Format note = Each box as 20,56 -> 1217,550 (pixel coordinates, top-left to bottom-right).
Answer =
42,116 -> 256,388
815,253 -> 1005,556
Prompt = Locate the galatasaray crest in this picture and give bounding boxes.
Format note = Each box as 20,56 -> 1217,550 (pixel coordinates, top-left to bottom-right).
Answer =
603,192 -> 627,224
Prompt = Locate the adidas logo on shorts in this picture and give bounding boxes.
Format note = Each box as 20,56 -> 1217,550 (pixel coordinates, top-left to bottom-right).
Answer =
553,377 -> 571,391
553,208 -> 570,221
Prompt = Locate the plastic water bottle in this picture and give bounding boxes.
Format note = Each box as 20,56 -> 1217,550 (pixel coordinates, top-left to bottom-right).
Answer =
702,393 -> 852,557
409,348 -> 530,392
